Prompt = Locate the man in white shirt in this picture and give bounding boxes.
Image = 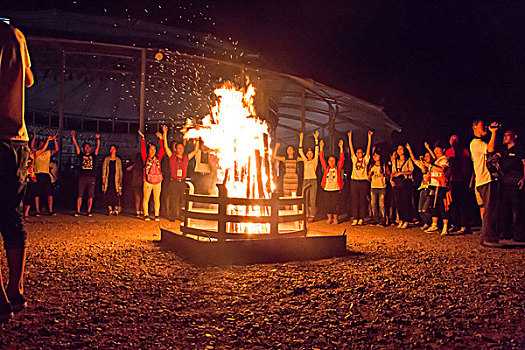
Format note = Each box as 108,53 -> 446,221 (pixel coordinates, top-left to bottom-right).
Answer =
0,22 -> 34,322
470,120 -> 500,247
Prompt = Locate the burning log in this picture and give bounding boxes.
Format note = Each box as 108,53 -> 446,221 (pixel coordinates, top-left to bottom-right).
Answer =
263,133 -> 272,194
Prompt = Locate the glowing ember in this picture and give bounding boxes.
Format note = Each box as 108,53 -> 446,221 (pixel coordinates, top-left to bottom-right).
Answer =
183,79 -> 275,233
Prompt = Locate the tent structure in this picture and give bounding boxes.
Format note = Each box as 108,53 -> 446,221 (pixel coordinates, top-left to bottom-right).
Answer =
6,10 -> 401,165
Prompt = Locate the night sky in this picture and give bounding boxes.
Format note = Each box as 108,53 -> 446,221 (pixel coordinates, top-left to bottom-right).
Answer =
5,0 -> 525,146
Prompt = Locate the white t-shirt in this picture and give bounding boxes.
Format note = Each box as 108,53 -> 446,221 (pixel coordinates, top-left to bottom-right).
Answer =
299,146 -> 319,180
429,156 -> 449,187
351,154 -> 370,180
34,150 -> 51,174
470,138 -> 492,187
324,167 -> 339,191
194,150 -> 211,174
369,164 -> 387,189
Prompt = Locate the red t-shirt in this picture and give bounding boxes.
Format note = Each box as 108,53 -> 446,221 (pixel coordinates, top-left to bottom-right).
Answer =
169,154 -> 189,179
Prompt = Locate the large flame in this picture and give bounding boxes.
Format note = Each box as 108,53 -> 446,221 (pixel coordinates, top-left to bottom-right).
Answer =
183,81 -> 275,233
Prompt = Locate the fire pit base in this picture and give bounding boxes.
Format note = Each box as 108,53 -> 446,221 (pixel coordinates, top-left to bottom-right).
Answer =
160,229 -> 349,265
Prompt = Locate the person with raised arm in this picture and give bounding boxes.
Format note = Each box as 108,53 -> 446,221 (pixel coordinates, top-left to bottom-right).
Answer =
139,130 -> 164,221
298,131 -> 319,221
421,142 -> 451,235
163,125 -> 199,222
33,133 -> 58,216
470,120 -> 501,247
71,130 -> 100,217
406,142 -> 433,230
273,142 -> 300,197
348,130 -> 373,225
390,145 -> 414,229
368,151 -> 390,226
319,138 -> 345,224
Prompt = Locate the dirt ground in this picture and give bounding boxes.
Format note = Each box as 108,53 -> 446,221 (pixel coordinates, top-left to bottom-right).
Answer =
0,214 -> 523,349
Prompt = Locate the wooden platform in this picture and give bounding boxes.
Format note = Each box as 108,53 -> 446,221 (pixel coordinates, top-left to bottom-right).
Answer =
160,229 -> 349,265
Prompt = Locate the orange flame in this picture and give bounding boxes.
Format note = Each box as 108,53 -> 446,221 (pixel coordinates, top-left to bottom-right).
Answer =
183,80 -> 275,233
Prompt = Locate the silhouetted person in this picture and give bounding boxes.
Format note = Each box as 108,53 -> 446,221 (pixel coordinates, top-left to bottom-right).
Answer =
0,21 -> 34,323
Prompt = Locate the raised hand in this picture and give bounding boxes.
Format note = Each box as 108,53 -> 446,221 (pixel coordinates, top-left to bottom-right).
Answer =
70,130 -> 76,137
138,130 -> 144,138
299,132 -> 304,139
368,130 -> 374,137
313,130 -> 319,139
319,140 -> 324,148
162,125 -> 168,134
155,131 -> 162,139
347,131 -> 352,138
406,142 -> 411,150
338,139 -> 344,148
95,134 -> 100,139
424,142 -> 430,149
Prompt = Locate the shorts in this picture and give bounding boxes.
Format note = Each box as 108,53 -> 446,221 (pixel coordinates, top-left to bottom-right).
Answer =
36,172 -> 52,197
78,176 -> 96,198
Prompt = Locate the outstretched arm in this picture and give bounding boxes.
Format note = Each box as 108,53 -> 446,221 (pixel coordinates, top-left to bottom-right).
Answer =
272,142 -> 285,162
71,130 -> 80,155
188,139 -> 200,160
51,133 -> 59,156
487,122 -> 498,153
406,143 -> 417,163
94,134 -> 100,156
138,130 -> 147,162
424,142 -> 436,159
156,132 -> 164,158
347,131 -> 355,158
298,133 -> 307,161
319,139 -> 327,171
366,130 -> 373,158
162,125 -> 172,158
337,139 -> 345,169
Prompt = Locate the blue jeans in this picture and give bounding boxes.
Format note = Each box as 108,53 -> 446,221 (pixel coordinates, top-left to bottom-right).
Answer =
370,188 -> 386,224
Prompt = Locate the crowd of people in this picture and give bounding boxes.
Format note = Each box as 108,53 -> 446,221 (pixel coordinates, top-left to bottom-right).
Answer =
22,121 -> 525,250
1,21 -> 524,325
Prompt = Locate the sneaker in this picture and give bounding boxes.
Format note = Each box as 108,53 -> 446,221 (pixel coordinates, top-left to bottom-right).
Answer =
144,216 -> 151,221
35,212 -> 41,217
0,302 -> 13,324
107,210 -> 113,216
357,219 -> 364,225
397,222 -> 403,228
136,212 -> 142,218
425,225 -> 439,233
420,224 -> 429,231
400,222 -> 408,229
154,216 -> 160,222
74,212 -> 80,217
86,212 -> 93,217
48,211 -> 57,216
351,219 -> 358,226
440,226 -> 449,236
7,293 -> 27,313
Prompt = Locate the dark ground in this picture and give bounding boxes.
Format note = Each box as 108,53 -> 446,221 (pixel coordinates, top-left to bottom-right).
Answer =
0,214 -> 523,349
